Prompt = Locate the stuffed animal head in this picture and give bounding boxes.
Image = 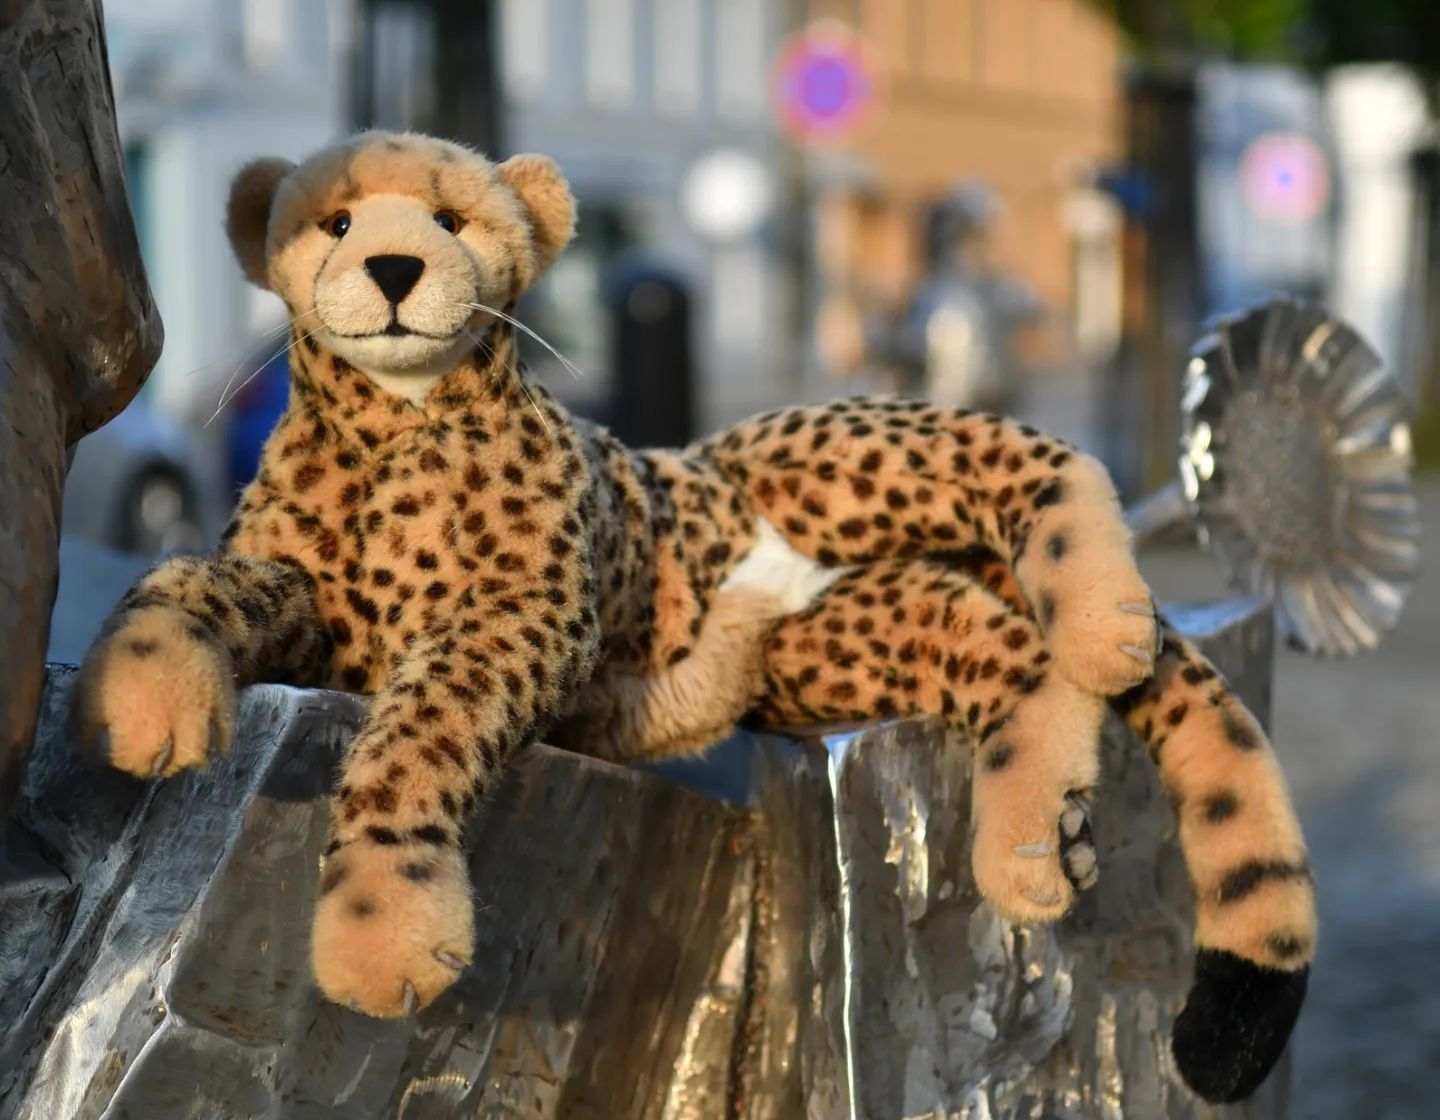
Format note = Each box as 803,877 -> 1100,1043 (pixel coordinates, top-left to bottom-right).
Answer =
226,132 -> 575,385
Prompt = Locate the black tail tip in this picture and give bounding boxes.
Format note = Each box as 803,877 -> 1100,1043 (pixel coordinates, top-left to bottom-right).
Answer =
1172,949 -> 1309,1104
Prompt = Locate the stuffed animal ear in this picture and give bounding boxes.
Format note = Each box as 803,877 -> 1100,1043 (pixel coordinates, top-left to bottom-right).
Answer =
227,157 -> 295,288
497,154 -> 576,273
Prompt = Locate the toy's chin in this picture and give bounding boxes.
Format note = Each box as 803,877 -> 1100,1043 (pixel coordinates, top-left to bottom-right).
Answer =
327,330 -> 470,376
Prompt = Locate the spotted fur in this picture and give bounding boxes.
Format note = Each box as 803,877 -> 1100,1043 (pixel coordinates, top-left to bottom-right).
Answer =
70,132 -> 1309,1101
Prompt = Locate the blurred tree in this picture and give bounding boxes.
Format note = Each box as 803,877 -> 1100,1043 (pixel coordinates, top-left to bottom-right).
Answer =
1088,0 -> 1305,63
1089,0 -> 1440,92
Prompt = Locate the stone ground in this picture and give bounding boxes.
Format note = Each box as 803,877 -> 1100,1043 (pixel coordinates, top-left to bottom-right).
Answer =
45,471 -> 1440,1116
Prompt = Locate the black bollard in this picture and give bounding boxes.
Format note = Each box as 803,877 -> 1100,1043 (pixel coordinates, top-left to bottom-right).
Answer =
604,255 -> 695,449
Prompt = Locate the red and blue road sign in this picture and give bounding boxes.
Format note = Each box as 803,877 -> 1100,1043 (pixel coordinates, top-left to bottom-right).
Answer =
772,22 -> 878,142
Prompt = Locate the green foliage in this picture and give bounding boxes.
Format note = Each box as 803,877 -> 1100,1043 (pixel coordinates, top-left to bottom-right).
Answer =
1089,0 -> 1440,84
1088,0 -> 1306,60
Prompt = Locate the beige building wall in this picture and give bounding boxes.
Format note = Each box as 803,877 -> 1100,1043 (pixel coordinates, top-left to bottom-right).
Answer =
807,0 -> 1123,363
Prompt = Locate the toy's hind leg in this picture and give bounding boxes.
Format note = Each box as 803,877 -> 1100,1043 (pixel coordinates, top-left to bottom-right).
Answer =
756,558 -> 1105,922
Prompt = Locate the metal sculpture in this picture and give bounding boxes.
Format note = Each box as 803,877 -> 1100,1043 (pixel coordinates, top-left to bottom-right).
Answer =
0,0 -> 163,822
2,600 -> 1279,1119
1128,299 -> 1419,655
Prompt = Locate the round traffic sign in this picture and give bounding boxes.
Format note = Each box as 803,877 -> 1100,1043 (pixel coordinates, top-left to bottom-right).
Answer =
772,21 -> 878,142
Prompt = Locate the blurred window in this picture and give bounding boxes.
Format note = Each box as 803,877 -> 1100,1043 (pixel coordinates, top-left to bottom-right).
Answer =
714,0 -> 766,118
585,0 -> 635,107
363,2 -> 437,130
653,0 -> 701,116
500,0 -> 549,102
243,0 -> 288,70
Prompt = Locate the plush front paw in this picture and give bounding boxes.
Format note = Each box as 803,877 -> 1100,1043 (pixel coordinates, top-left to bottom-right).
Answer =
1045,591 -> 1161,696
72,606 -> 235,778
312,842 -> 474,1017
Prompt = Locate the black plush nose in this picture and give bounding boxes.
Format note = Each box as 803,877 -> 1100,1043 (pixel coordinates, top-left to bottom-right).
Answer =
365,254 -> 425,304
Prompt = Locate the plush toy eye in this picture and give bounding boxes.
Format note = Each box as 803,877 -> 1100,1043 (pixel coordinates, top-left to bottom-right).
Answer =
324,211 -> 351,238
433,210 -> 463,234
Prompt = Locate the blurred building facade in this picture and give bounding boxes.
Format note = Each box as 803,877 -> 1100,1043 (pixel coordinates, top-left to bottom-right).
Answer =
802,0 -> 1126,396
103,0 -> 1130,447
493,0 -> 797,430
105,0 -> 354,428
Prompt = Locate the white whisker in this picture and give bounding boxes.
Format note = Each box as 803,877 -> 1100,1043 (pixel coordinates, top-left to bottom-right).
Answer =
183,318 -> 294,379
204,325 -> 321,428
463,327 -> 551,435
201,307 -> 318,427
464,302 -> 585,381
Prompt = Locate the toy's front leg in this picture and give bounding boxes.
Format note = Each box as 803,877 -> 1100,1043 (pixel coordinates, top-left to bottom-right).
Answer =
311,604 -> 598,1017
72,551 -> 329,777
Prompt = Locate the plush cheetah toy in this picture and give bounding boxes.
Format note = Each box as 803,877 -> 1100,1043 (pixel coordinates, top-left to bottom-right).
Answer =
72,132 -> 1313,1104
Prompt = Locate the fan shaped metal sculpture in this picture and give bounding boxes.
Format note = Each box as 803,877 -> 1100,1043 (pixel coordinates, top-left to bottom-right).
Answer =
1178,299 -> 1419,655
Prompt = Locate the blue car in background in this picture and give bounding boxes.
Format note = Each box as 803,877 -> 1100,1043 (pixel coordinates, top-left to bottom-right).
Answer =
225,348 -> 292,492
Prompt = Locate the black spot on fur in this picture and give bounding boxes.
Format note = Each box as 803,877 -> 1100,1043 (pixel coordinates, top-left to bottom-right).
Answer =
983,743 -> 1015,771
1202,791 -> 1240,823
1217,860 -> 1310,904
1223,712 -> 1259,750
411,824 -> 450,846
1033,479 -> 1064,509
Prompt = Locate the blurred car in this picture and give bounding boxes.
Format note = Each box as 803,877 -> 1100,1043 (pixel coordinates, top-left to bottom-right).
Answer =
63,402 -> 227,558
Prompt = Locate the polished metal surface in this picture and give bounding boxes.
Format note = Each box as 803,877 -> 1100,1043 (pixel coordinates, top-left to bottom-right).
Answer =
0,0 -> 164,822
769,596 -> 1281,1120
2,599 -> 1282,1118
1180,299 -> 1418,654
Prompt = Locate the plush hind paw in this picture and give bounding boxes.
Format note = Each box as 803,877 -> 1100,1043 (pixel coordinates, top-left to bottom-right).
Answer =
312,842 -> 473,1017
1172,949 -> 1308,1103
72,606 -> 235,778
974,787 -> 1097,923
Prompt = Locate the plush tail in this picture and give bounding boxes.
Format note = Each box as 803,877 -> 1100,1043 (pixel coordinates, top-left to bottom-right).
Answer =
1114,624 -> 1314,1103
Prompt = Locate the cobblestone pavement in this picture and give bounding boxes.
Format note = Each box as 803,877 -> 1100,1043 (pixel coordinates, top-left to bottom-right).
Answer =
1140,481 -> 1440,1117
